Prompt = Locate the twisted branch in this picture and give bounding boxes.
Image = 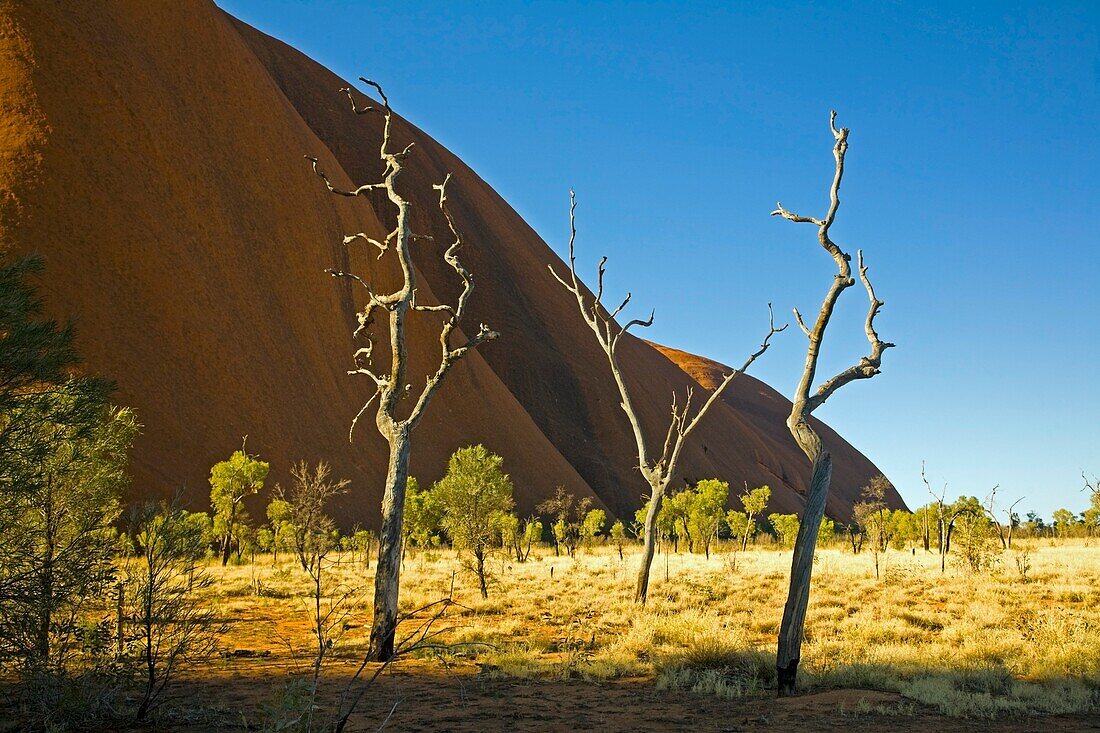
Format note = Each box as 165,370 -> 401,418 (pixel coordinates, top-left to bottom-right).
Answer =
307,81 -> 497,442
549,190 -> 785,483
774,111 -> 893,424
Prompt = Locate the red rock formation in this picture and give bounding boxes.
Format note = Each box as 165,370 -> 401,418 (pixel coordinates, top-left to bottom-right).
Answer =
0,1 -> 903,525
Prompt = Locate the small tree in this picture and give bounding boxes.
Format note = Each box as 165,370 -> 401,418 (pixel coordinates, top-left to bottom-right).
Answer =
265,497 -> 292,565
663,489 -> 694,552
738,485 -> 771,552
307,81 -> 498,662
581,509 -> 606,550
494,512 -> 523,562
276,461 -> 349,574
610,520 -> 627,560
209,445 -> 269,566
1052,507 -> 1076,541
769,514 -> 800,548
536,486 -> 591,558
771,112 -> 893,693
521,519 -> 543,561
725,510 -> 749,548
435,446 -> 514,598
403,478 -> 443,551
126,499 -> 223,721
687,479 -> 729,558
952,496 -> 999,572
817,517 -> 836,547
854,475 -> 893,579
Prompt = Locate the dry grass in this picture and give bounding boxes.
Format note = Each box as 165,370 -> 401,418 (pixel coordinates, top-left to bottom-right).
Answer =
195,540 -> 1100,718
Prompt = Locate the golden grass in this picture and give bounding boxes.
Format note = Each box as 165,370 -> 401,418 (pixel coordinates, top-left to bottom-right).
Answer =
195,540 -> 1100,718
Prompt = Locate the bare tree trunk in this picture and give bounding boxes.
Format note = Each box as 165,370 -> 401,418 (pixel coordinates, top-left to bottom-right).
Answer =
367,430 -> 410,662
770,112 -> 892,696
634,479 -> 665,603
475,545 -> 488,599
776,439 -> 831,694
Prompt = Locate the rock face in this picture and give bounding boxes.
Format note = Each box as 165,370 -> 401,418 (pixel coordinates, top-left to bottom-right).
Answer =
0,1 -> 905,525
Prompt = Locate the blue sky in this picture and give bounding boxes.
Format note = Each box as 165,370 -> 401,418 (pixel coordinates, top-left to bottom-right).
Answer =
218,0 -> 1099,519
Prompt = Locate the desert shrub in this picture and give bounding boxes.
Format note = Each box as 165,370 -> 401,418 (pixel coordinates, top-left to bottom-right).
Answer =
436,446 -> 515,598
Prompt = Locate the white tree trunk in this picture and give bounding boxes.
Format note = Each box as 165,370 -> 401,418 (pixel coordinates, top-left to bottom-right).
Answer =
367,428 -> 410,661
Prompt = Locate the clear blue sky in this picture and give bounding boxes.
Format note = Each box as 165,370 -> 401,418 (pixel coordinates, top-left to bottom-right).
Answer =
219,0 -> 1099,520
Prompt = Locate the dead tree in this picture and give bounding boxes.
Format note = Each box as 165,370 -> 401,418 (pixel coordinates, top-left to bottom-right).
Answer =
771,112 -> 893,695
923,462 -> 957,571
549,192 -> 784,604
307,80 -> 498,661
982,486 -> 1023,550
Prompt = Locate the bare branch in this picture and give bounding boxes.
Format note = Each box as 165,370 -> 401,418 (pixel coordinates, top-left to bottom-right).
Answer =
344,231 -> 393,258
771,203 -> 822,226
348,388 -> 381,443
807,250 -> 894,412
793,307 -> 811,338
305,156 -> 384,198
405,174 -> 499,428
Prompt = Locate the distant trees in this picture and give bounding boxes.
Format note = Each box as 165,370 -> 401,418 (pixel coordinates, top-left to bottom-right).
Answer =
265,496 -> 292,565
549,191 -> 784,604
435,446 -> 515,598
581,508 -> 607,550
662,480 -> 729,558
771,112 -> 893,695
209,446 -> 269,566
768,514 -> 800,548
854,475 -> 893,579
307,81 -> 498,662
537,486 -> 592,558
737,485 -> 771,552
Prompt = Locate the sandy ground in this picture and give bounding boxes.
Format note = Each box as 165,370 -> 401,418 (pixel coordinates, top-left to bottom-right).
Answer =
153,660 -> 1100,732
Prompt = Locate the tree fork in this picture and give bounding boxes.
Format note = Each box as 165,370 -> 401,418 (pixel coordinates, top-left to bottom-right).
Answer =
771,111 -> 893,695
309,80 -> 498,662
550,191 -> 785,605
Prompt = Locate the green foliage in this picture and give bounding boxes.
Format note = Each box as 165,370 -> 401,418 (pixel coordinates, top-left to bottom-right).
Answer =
209,447 -> 269,565
581,509 -> 606,547
0,399 -> 138,674
435,446 -> 515,597
537,486 -> 591,558
609,520 -> 627,558
737,485 -> 771,550
817,516 -> 836,546
740,485 -> 771,516
951,495 -> 1000,573
404,477 -> 443,548
768,513 -> 800,548
659,479 -> 729,556
687,479 -> 729,557
1052,508 -> 1077,537
725,510 -> 748,540
523,518 -> 543,548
